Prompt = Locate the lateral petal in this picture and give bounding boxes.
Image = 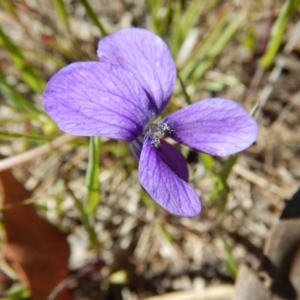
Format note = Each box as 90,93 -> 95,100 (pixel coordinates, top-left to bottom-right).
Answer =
163,98 -> 258,156
139,136 -> 201,217
97,28 -> 176,115
43,62 -> 154,141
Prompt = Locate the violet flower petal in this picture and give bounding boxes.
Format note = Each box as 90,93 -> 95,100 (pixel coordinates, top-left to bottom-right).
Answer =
157,140 -> 189,182
97,28 -> 176,115
139,136 -> 201,217
163,98 -> 258,156
43,62 -> 154,141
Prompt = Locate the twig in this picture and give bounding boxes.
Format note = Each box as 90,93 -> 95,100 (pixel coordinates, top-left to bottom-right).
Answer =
48,260 -> 105,300
255,19 -> 300,118
233,164 -> 295,199
0,134 -> 76,171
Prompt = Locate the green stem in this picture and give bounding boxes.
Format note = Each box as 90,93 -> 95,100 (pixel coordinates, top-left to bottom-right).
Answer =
86,137 -> 101,215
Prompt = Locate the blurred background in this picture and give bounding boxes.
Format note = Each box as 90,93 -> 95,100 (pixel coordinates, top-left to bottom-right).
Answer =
0,0 -> 300,299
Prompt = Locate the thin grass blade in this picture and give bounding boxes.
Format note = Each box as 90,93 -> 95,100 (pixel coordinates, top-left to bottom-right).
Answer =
177,73 -> 191,105
170,0 -> 219,56
200,153 -> 215,171
178,4 -> 231,77
53,0 -> 70,28
145,0 -> 165,35
0,69 -> 42,115
0,130 -> 52,141
67,188 -> 100,250
0,26 -> 45,92
189,7 -> 247,84
221,233 -> 238,279
79,0 -> 107,36
259,0 -> 300,69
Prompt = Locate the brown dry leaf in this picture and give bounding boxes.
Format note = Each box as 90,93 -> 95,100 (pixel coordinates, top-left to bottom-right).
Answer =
234,264 -> 271,300
289,242 -> 300,299
234,188 -> 300,300
262,188 -> 300,300
0,165 -> 72,300
263,219 -> 300,299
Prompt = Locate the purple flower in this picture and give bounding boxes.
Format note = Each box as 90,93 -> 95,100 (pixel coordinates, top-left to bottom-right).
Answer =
43,28 -> 257,217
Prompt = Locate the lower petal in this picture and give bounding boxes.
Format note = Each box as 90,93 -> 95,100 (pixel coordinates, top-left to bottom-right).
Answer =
139,136 -> 201,217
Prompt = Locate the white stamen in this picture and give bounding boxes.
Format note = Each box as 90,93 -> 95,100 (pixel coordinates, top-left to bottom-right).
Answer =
149,122 -> 173,147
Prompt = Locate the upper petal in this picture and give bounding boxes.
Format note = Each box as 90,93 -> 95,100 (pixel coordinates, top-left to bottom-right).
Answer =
97,28 -> 176,115
43,62 -> 154,141
139,136 -> 201,217
163,98 -> 258,156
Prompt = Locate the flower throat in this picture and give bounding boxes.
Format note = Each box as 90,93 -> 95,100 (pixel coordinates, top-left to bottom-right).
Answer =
149,122 -> 173,147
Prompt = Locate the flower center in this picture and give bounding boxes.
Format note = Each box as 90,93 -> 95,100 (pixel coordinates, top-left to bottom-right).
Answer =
130,122 -> 173,159
149,122 -> 173,147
